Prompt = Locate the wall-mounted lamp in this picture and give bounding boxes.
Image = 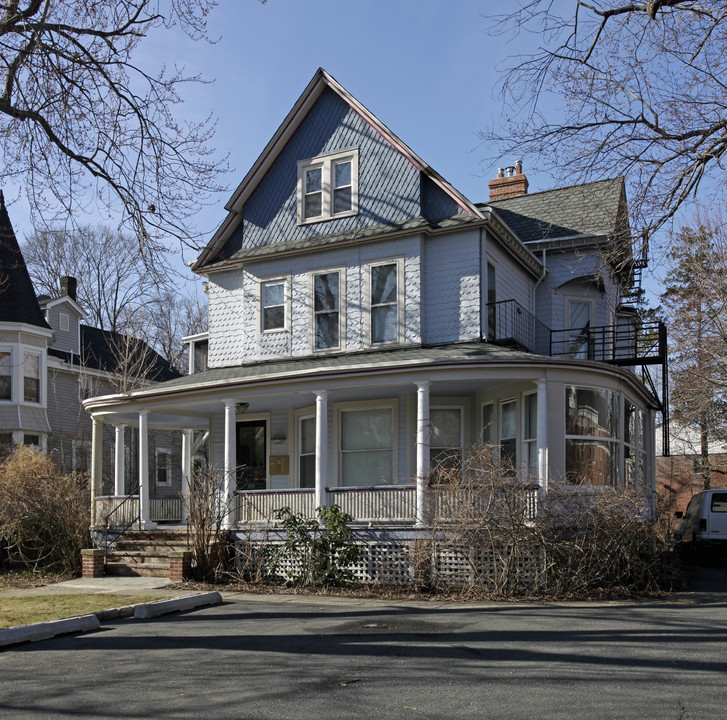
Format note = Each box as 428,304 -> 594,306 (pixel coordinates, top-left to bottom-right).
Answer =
271,435 -> 287,445
236,402 -> 250,414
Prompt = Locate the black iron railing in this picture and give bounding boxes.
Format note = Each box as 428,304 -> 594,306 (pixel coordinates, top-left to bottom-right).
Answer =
486,300 -> 551,355
102,489 -> 140,563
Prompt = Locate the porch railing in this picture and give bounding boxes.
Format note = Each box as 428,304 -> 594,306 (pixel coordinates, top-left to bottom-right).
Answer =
96,495 -> 183,526
329,485 -> 417,523
432,484 -> 539,523
235,488 -> 316,524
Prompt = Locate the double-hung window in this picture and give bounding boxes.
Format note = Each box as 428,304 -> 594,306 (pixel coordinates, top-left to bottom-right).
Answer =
430,407 -> 463,474
298,149 -> 358,224
261,279 -> 287,332
298,414 -> 316,488
156,450 -> 171,486
369,261 -> 400,345
313,271 -> 341,351
338,403 -> 395,486
0,350 -> 11,401
500,399 -> 517,473
23,352 -> 40,403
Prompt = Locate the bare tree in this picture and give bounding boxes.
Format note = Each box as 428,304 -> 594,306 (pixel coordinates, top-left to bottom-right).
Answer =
490,1 -> 727,254
659,211 -> 727,488
0,0 -> 228,252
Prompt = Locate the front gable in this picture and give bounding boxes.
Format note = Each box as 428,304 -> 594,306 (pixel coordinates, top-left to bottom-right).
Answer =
195,70 -> 477,271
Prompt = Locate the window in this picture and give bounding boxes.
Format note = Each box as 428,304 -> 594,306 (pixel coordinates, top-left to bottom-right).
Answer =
500,399 -> 517,472
565,386 -> 619,485
60,312 -> 69,331
23,353 -> 40,403
193,339 -> 208,373
79,375 -> 95,401
0,350 -> 11,400
155,450 -> 171,486
523,393 -> 538,477
73,441 -> 90,472
430,407 -> 463,474
297,149 -> 358,224
23,434 -> 40,447
313,271 -> 341,350
338,404 -> 395,486
298,414 -> 316,488
369,261 -> 400,345
261,279 -> 287,332
624,399 -> 646,487
567,299 -> 593,359
0,432 -> 13,459
481,403 -> 495,444
487,261 -> 497,340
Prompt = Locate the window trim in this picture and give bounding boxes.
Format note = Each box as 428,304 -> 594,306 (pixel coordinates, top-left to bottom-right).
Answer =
295,407 -> 316,489
0,346 -> 12,403
365,258 -> 404,347
429,404 -> 466,477
22,350 -> 42,405
310,267 -> 346,353
297,149 -> 359,225
334,398 -> 398,488
259,276 -> 290,334
565,295 -> 595,359
155,448 -> 172,487
522,392 -> 538,478
499,397 -> 518,473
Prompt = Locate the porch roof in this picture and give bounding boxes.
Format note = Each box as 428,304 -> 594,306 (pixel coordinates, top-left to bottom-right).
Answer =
83,341 -> 660,428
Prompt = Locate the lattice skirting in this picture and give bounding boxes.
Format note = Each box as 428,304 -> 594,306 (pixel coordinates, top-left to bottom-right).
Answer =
232,538 -> 545,590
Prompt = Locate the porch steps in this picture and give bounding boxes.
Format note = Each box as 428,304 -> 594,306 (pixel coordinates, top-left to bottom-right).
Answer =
105,531 -> 190,578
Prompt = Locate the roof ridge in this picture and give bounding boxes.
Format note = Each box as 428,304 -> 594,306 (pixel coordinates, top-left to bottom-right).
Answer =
482,176 -> 624,206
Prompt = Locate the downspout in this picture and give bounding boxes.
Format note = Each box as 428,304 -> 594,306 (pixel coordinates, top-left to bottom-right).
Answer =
479,226 -> 485,340
532,248 -> 548,316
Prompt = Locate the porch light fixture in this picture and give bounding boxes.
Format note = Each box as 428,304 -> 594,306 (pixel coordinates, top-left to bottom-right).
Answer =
272,435 -> 287,445
236,402 -> 250,414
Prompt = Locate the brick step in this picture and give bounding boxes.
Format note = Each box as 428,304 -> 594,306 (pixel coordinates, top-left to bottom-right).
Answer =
118,531 -> 190,542
115,541 -> 189,553
107,550 -> 180,563
105,561 -> 170,578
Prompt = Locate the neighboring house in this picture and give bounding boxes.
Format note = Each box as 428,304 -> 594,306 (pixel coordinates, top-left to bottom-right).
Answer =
0,192 -> 180,496
84,69 -> 666,537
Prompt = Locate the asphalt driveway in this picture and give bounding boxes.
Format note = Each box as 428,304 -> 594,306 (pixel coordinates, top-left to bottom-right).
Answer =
1,591 -> 725,720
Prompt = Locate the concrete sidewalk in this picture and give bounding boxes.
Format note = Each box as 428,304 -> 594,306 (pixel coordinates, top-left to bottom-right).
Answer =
0,575 -> 185,598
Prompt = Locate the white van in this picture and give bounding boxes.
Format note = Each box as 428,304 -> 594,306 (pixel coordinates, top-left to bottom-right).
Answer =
675,489 -> 727,557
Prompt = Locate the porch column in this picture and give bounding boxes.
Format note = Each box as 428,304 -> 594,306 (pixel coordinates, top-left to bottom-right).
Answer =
138,409 -> 151,528
90,415 -> 103,526
415,381 -> 431,527
223,400 -> 237,529
114,424 -> 126,496
181,429 -> 193,524
536,379 -> 548,490
315,390 -> 329,511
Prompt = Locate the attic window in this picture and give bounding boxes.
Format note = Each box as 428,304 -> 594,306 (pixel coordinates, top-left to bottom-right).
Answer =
297,149 -> 358,224
60,312 -> 69,331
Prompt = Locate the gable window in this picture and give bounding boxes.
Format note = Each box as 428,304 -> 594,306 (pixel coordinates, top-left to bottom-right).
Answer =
297,149 -> 359,224
0,350 -> 11,400
23,353 -> 40,403
313,271 -> 341,351
369,261 -> 401,345
261,279 -> 287,332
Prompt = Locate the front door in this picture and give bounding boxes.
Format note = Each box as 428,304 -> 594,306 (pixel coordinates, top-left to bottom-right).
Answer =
236,420 -> 267,490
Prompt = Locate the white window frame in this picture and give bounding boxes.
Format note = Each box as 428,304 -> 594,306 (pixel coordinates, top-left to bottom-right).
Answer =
564,295 -> 595,359
429,404 -> 465,476
22,350 -> 42,405
499,397 -> 518,473
365,258 -> 404,347
59,312 -> 70,332
259,276 -> 290,334
481,401 -> 495,445
334,398 -> 398,487
310,267 -> 345,352
297,149 -> 359,224
295,408 -> 316,489
0,346 -> 12,403
522,392 -> 538,478
155,448 -> 172,486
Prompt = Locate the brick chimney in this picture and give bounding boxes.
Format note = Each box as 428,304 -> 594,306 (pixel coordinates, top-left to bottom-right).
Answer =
60,275 -> 77,302
488,160 -> 529,201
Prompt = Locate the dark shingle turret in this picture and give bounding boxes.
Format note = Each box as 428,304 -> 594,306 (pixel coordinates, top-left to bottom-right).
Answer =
0,192 -> 50,329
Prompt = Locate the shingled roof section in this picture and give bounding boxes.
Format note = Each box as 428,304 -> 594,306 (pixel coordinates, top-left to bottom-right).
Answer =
485,177 -> 626,243
0,191 -> 51,329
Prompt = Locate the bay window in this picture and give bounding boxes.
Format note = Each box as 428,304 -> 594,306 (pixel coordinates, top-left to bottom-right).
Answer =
23,352 -> 40,403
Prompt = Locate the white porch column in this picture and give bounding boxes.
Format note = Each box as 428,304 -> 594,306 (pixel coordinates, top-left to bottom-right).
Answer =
114,424 -> 126,496
223,400 -> 237,529
181,429 -> 194,524
415,381 -> 431,527
536,379 -> 548,491
315,390 -> 329,511
138,409 -> 152,529
90,415 -> 103,526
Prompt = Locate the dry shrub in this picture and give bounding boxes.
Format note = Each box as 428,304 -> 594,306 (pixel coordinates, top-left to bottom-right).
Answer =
430,444 -> 672,598
182,465 -> 230,581
0,446 -> 90,575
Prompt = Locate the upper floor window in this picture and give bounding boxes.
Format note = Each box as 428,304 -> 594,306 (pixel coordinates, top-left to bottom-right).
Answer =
23,353 -> 40,403
261,279 -> 287,332
313,270 -> 341,351
0,350 -> 11,400
369,260 -> 401,345
59,312 -> 69,332
297,149 -> 359,224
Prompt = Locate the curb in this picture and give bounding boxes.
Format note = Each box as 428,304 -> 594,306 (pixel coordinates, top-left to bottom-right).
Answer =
0,592 -> 223,649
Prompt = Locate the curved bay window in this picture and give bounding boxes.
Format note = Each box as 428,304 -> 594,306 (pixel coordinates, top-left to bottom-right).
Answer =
565,386 -> 618,485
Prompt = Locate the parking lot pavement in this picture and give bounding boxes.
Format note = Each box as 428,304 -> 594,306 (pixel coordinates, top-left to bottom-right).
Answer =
1,591 -> 726,720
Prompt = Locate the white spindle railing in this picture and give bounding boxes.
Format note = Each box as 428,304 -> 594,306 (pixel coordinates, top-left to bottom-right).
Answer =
235,489 -> 316,524
96,495 -> 139,527
328,486 -> 417,522
150,496 -> 183,522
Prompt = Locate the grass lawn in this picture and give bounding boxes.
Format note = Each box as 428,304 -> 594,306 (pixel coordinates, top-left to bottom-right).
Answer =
0,594 -> 166,628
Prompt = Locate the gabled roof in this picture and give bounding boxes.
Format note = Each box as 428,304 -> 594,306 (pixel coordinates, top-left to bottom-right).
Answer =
49,325 -> 181,382
485,177 -> 627,244
0,192 -> 51,330
193,69 -> 485,272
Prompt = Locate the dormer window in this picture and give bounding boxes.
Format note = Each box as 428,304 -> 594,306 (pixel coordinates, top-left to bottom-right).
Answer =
297,149 -> 358,224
